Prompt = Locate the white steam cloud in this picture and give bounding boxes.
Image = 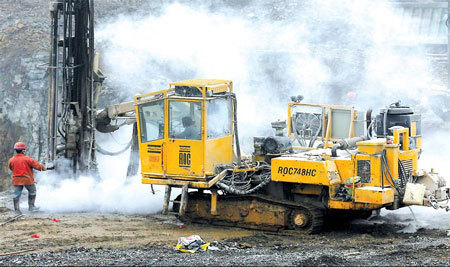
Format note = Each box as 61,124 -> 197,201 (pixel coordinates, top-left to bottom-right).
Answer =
96,0 -> 443,151
35,125 -> 165,214
33,0 -> 450,230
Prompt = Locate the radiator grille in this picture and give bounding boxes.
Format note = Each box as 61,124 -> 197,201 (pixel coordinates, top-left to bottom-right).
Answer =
357,160 -> 371,183
399,159 -> 413,176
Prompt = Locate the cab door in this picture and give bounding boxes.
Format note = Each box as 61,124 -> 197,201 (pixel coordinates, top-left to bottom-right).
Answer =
165,99 -> 204,178
137,99 -> 165,176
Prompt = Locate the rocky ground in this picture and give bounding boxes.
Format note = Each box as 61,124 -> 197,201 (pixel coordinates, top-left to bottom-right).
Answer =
2,1 -> 450,266
1,190 -> 450,266
1,213 -> 450,266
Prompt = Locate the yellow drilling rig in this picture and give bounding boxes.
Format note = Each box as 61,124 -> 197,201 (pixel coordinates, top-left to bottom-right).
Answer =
132,79 -> 449,233
44,1 -> 449,234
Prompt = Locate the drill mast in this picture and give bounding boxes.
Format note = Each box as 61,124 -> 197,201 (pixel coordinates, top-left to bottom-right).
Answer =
47,0 -> 101,174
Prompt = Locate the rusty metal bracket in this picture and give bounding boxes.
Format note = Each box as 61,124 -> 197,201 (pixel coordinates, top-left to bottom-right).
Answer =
211,189 -> 218,216
162,185 -> 172,215
179,184 -> 189,216
0,214 -> 24,226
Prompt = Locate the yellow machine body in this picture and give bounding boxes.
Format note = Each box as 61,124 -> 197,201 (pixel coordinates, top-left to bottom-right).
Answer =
135,79 -> 235,187
272,119 -> 419,210
133,80 -> 446,234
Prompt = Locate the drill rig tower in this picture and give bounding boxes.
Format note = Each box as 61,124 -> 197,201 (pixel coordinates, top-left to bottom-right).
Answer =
46,0 -> 102,174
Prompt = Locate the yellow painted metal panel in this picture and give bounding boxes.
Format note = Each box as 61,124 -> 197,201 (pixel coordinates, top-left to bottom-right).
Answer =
136,100 -> 166,176
291,184 -> 323,195
354,187 -> 394,205
327,200 -> 383,210
393,128 -> 409,151
411,121 -> 417,136
334,159 -> 354,182
204,136 -> 233,173
141,169 -> 227,188
370,155 -> 383,187
357,139 -> 386,154
169,79 -> 232,87
139,140 -> 165,176
399,149 -> 419,171
165,139 -> 204,177
134,88 -> 171,105
385,146 -> 399,182
416,136 -> 422,150
271,157 -> 330,185
205,84 -> 229,94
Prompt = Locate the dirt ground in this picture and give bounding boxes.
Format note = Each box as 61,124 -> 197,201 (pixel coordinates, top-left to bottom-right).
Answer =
1,192 -> 450,266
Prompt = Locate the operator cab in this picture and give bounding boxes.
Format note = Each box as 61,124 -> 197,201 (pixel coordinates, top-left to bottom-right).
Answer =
135,79 -> 235,185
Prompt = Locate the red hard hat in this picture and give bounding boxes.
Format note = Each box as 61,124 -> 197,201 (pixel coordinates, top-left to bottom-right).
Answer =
14,142 -> 26,150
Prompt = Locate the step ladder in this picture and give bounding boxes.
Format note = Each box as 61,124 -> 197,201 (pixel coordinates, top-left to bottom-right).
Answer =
161,183 -> 219,216
162,183 -> 189,216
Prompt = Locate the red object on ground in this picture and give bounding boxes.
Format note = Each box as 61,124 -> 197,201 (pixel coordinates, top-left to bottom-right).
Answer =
52,218 -> 61,222
30,234 -> 40,239
178,225 -> 186,229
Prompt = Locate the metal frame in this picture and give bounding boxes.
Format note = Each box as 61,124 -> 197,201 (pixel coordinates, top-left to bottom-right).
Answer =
287,103 -> 357,150
47,0 -> 99,174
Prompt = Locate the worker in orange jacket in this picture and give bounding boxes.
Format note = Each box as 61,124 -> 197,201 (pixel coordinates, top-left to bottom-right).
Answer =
8,142 -> 46,214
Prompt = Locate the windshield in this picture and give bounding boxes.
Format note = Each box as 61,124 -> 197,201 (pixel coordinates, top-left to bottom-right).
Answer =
169,101 -> 202,140
207,98 -> 231,139
138,100 -> 164,143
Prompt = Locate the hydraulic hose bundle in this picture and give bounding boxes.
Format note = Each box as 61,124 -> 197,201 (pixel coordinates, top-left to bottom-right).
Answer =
217,163 -> 271,195
381,150 -> 405,196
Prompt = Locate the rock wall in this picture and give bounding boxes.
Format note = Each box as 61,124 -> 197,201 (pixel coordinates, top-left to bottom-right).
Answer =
0,0 -> 166,190
0,1 -> 50,190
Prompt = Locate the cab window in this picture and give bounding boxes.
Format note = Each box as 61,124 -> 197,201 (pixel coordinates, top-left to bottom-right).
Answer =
169,101 -> 202,140
207,98 -> 231,139
138,100 -> 164,143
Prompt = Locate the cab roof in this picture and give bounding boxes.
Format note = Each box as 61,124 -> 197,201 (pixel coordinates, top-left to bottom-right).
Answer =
169,79 -> 232,88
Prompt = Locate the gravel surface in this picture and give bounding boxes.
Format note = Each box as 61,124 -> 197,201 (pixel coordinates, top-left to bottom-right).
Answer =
1,236 -> 450,266
2,221 -> 450,266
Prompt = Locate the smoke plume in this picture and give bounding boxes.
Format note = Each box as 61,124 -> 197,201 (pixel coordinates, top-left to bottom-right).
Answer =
36,125 -> 165,214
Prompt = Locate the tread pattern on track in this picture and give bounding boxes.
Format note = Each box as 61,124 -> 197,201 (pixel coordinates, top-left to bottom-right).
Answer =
178,193 -> 325,234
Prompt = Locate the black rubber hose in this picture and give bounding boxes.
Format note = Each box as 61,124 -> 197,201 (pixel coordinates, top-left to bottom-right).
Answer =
381,157 -> 396,190
382,150 -> 404,196
217,172 -> 271,195
331,136 -> 368,157
383,107 -> 388,137
231,94 -> 242,166
331,144 -> 341,157
366,109 -> 372,130
95,139 -> 132,156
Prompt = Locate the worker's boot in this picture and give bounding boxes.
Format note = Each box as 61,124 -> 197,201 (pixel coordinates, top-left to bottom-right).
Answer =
13,198 -> 22,215
28,195 -> 40,212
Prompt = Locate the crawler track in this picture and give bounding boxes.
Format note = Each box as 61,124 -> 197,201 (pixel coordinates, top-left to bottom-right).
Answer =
177,193 -> 324,234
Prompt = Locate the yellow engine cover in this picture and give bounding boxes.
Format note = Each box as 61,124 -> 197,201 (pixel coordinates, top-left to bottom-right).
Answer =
354,186 -> 394,205
271,157 -> 336,185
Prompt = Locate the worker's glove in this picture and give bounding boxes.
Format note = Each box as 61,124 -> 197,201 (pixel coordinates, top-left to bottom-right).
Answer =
45,162 -> 55,170
42,167 -> 47,171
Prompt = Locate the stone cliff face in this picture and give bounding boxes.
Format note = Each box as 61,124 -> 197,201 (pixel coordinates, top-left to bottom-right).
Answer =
0,1 -> 50,190
0,0 -> 168,190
